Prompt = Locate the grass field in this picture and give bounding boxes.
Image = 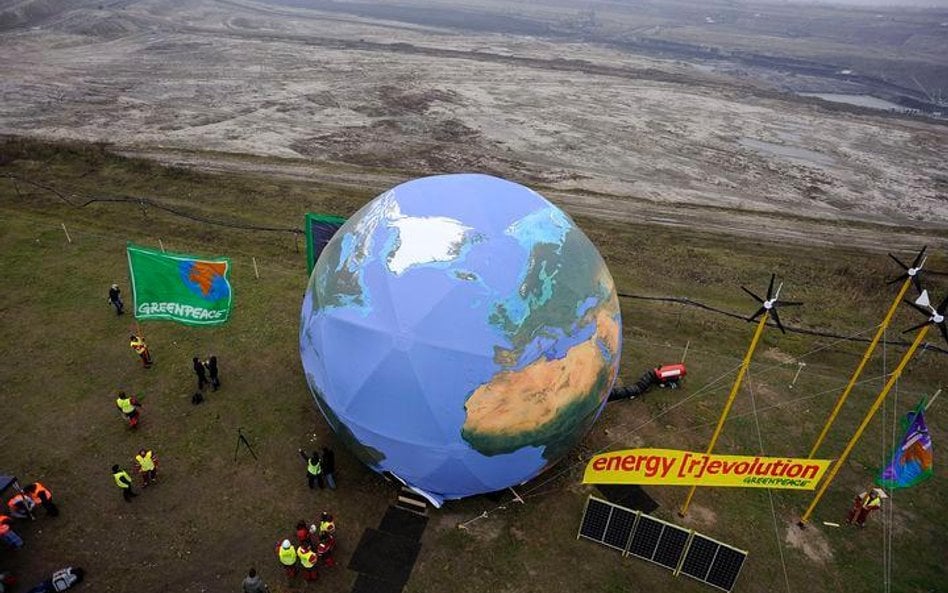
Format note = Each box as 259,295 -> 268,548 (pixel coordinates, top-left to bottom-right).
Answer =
0,138 -> 945,593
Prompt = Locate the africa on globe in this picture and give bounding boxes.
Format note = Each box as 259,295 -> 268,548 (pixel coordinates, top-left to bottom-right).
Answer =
299,174 -> 622,505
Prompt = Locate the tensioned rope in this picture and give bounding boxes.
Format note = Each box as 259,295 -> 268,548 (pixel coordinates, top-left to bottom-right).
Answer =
459,323 -> 888,526
5,174 -> 945,356
746,368 -> 793,593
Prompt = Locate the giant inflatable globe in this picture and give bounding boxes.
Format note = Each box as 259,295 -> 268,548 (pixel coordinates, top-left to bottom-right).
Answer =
300,174 -> 622,505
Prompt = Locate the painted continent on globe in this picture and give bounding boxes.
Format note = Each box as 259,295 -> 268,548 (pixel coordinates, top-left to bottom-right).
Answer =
300,174 -> 622,505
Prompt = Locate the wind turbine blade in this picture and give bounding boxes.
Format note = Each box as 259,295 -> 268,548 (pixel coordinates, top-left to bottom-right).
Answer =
748,307 -> 766,322
767,274 -> 776,300
911,275 -> 923,294
771,308 -> 787,334
903,300 -> 932,317
888,253 -> 908,271
902,321 -> 930,334
936,294 -> 948,315
741,286 -> 764,303
911,245 -> 927,269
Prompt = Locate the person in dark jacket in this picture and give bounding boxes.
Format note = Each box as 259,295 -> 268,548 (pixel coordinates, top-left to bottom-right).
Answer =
321,447 -> 336,490
107,284 -> 124,315
205,356 -> 220,391
193,357 -> 208,392
241,567 -> 268,593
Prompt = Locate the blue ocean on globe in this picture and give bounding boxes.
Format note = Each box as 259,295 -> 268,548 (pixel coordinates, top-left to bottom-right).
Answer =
299,174 -> 622,505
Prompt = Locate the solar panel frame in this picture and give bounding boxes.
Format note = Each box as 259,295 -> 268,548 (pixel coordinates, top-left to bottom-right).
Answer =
577,496 -> 637,553
652,523 -> 690,569
705,543 -> 747,592
603,506 -> 637,551
680,534 -> 719,581
577,495 -> 747,592
627,514 -> 664,560
577,496 -> 612,542
680,534 -> 748,592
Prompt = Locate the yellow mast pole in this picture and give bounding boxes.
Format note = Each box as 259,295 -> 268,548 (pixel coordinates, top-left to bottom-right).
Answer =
679,312 -> 770,516
807,278 -> 912,458
798,325 -> 931,526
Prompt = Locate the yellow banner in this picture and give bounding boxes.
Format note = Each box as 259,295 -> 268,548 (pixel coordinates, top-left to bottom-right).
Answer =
583,448 -> 832,490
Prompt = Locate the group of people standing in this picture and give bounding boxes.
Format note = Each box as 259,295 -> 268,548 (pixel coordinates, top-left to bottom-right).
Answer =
1,481 -> 59,551
111,448 -> 159,503
276,512 -> 337,583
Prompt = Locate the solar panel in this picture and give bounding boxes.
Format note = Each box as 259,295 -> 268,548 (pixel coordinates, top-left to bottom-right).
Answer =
578,497 -> 612,542
603,506 -> 636,550
576,496 -> 746,592
627,515 -> 663,560
653,524 -> 690,569
680,534 -> 718,581
705,544 -> 746,591
578,497 -> 636,552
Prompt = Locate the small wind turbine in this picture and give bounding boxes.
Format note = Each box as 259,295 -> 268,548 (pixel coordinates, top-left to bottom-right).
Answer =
741,273 -> 802,333
888,246 -> 927,294
903,289 -> 948,344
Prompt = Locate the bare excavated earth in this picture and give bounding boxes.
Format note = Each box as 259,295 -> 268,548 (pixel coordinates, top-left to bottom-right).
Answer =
0,0 -> 946,250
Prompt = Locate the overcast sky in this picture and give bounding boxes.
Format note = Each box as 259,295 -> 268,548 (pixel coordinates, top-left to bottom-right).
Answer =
780,0 -> 948,6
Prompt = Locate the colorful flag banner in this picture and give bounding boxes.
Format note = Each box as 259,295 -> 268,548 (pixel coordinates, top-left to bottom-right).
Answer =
877,401 -> 933,489
127,243 -> 233,326
583,448 -> 832,490
305,213 -> 346,275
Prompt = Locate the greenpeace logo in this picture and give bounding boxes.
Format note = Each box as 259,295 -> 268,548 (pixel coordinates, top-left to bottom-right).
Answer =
138,302 -> 224,320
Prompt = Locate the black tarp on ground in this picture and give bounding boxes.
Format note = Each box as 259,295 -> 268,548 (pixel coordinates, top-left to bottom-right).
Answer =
596,484 -> 660,514
348,528 -> 421,588
378,507 -> 428,542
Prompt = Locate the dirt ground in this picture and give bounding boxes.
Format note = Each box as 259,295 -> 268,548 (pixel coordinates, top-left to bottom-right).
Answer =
0,0 -> 945,250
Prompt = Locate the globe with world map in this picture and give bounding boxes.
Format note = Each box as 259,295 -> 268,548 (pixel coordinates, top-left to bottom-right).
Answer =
299,174 -> 622,505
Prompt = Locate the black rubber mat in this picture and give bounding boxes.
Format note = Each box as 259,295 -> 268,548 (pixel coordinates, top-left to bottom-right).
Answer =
597,484 -> 660,514
378,506 -> 429,542
348,528 -> 421,587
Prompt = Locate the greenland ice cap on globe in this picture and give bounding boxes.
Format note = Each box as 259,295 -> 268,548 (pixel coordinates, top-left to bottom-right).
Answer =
300,174 -> 622,506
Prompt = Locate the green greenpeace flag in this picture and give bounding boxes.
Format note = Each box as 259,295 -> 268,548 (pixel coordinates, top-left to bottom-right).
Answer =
127,243 -> 233,326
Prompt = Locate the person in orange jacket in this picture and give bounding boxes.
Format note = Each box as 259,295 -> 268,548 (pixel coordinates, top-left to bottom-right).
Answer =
0,515 -> 23,549
6,493 -> 35,520
23,482 -> 58,517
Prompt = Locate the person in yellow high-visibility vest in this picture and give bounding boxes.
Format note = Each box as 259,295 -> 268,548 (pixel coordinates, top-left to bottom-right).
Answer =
298,449 -> 324,489
115,391 -> 142,429
276,539 -> 298,579
846,486 -> 886,527
129,334 -> 153,368
111,465 -> 137,502
135,448 -> 159,487
297,542 -> 318,582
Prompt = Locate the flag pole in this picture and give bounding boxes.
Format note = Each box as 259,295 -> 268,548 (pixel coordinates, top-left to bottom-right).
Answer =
679,312 -> 769,516
798,324 -> 931,527
807,278 -> 912,458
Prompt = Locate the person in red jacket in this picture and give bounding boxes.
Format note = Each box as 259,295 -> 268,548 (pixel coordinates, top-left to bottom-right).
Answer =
316,532 -> 336,569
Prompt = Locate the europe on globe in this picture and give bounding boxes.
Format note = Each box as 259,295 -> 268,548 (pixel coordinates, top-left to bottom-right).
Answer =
300,174 -> 622,505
